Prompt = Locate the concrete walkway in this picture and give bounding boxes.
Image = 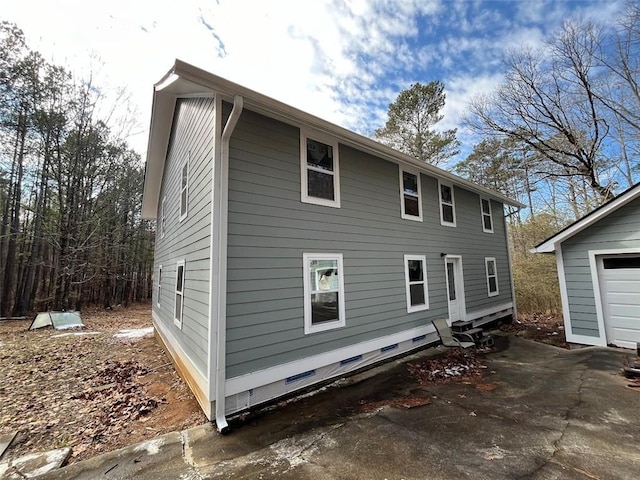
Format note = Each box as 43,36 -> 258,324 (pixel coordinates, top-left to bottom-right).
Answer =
38,335 -> 640,480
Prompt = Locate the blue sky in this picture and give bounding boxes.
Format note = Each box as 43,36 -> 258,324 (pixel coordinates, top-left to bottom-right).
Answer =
2,0 -> 627,163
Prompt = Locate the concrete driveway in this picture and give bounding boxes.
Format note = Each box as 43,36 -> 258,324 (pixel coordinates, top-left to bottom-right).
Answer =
39,334 -> 640,480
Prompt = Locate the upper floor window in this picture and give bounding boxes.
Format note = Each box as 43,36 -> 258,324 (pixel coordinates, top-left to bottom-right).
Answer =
400,168 -> 422,221
485,257 -> 499,297
439,181 -> 456,227
481,198 -> 493,233
404,255 -> 429,313
180,154 -> 189,221
160,196 -> 167,238
303,253 -> 346,334
300,130 -> 341,208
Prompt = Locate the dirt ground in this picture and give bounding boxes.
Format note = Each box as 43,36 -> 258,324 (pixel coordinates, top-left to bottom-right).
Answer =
0,303 -> 207,465
500,312 -> 568,349
0,306 -> 569,467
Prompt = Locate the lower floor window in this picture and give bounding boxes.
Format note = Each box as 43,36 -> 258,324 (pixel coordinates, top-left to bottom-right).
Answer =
485,257 -> 499,297
303,253 -> 346,334
404,255 -> 429,312
175,260 -> 185,328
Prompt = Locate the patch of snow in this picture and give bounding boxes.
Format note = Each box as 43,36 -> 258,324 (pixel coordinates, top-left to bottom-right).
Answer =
114,327 -> 154,339
134,437 -> 165,455
55,324 -> 85,330
52,331 -> 101,338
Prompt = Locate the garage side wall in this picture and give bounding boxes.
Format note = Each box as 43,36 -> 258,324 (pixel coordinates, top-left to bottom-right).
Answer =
561,197 -> 640,340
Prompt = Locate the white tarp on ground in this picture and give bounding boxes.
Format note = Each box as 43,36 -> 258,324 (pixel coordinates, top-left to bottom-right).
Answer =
29,311 -> 84,331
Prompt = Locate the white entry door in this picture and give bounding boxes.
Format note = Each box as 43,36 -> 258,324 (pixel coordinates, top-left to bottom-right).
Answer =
598,254 -> 640,349
445,257 -> 465,322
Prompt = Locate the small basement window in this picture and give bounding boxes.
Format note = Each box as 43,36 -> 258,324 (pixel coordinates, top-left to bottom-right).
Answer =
480,197 -> 493,233
485,257 -> 499,297
300,130 -> 340,208
439,181 -> 456,227
404,255 -> 429,312
400,168 -> 422,221
303,253 -> 346,334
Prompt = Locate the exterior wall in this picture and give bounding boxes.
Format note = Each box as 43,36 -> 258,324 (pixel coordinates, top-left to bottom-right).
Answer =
560,197 -> 640,339
225,108 -> 513,379
152,96 -> 214,377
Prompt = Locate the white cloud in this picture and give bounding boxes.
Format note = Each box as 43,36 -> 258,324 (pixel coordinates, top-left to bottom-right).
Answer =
1,0 -> 628,163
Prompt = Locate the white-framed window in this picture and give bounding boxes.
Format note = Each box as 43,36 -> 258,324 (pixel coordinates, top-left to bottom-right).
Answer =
399,168 -> 422,221
404,255 -> 429,312
174,260 -> 185,328
439,181 -> 456,227
300,129 -> 341,208
485,257 -> 499,297
160,196 -> 167,238
179,153 -> 189,222
157,265 -> 162,307
303,253 -> 346,334
480,197 -> 493,233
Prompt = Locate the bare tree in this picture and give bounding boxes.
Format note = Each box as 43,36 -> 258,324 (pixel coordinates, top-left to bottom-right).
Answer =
467,21 -> 614,201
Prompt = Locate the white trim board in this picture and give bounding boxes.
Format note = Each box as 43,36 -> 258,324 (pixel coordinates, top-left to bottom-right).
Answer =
225,302 -> 512,396
556,246 -> 606,347
533,183 -> 640,253
466,301 -> 513,321
226,324 -> 435,396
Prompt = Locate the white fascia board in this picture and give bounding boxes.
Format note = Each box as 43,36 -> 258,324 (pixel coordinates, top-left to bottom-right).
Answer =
141,67 -> 216,219
532,184 -> 640,254
170,59 -> 524,210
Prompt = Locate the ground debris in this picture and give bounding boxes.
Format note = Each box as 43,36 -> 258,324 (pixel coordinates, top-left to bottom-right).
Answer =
0,304 -> 206,465
407,349 -> 483,384
500,312 -> 568,349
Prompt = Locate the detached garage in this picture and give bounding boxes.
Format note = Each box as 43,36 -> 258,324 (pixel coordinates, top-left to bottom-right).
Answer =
533,183 -> 640,349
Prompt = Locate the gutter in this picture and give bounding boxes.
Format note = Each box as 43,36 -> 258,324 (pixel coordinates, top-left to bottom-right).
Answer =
214,94 -> 243,433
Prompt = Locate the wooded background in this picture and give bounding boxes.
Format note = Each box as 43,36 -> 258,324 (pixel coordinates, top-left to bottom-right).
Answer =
0,22 -> 154,316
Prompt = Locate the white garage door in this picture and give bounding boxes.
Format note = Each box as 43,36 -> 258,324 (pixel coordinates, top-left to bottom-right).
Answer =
598,255 -> 640,349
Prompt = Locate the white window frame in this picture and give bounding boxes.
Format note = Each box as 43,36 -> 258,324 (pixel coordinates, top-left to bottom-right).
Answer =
157,264 -> 162,307
438,180 -> 456,227
300,129 -> 341,208
160,195 -> 167,238
399,167 -> 423,221
303,253 -> 346,334
485,257 -> 499,297
480,197 -> 494,233
179,153 -> 189,222
404,254 -> 429,313
174,260 -> 185,328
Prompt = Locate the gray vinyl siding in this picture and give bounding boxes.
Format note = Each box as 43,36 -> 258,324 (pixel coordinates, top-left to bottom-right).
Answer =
152,97 -> 214,376
225,108 -> 512,378
561,197 -> 640,338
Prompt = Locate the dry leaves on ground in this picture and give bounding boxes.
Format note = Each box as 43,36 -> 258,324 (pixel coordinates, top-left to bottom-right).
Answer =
0,304 -> 206,464
407,349 -> 484,385
500,312 -> 568,349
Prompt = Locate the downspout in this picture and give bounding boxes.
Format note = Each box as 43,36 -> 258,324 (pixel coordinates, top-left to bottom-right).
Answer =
214,94 -> 243,433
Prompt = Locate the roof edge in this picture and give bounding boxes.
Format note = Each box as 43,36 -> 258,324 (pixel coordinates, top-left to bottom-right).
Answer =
170,60 -> 524,209
532,182 -> 640,253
